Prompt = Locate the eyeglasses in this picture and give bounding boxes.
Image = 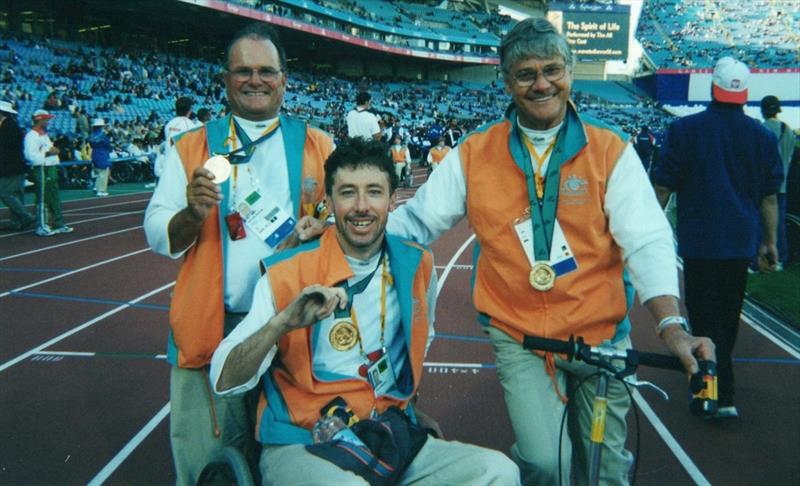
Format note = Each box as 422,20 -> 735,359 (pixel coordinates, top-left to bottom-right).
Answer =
226,67 -> 283,83
509,64 -> 567,88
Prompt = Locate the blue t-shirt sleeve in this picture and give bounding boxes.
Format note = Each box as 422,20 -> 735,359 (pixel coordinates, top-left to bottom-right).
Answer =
762,132 -> 784,196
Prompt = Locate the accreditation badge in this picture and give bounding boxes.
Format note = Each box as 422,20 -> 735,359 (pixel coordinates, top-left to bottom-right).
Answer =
329,318 -> 359,352
237,188 -> 295,247
366,352 -> 397,397
513,211 -> 578,291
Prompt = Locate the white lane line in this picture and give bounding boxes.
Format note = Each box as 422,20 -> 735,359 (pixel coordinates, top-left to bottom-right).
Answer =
423,362 -> 486,368
632,390 -> 712,486
434,264 -> 473,270
740,312 -> 800,359
87,402 -> 171,486
0,282 -> 175,373
0,247 -> 151,299
34,350 -> 168,360
437,234 -> 476,294
0,226 -> 143,261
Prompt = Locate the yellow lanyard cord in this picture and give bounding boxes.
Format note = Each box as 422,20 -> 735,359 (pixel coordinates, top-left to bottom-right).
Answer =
350,254 -> 389,357
523,135 -> 557,199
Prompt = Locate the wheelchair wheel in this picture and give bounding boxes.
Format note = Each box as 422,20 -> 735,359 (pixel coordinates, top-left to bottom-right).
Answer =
112,162 -> 134,183
195,446 -> 255,486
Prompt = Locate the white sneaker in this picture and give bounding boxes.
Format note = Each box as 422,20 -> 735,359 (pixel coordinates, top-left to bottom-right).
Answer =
36,226 -> 57,237
144,182 -> 156,189
714,406 -> 739,420
96,191 -> 109,197
53,225 -> 74,234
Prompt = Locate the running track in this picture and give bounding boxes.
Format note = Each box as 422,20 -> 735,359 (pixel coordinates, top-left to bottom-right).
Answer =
1,179 -> 798,485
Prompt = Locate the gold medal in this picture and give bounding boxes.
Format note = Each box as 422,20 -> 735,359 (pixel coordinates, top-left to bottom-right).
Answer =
529,263 -> 556,291
329,320 -> 359,351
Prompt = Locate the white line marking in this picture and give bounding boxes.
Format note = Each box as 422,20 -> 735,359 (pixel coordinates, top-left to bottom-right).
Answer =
423,362 -> 486,368
0,226 -> 143,261
34,350 -> 168,360
0,247 -> 151,299
437,234 -> 476,294
434,264 -> 473,270
740,312 -> 800,359
0,281 -> 175,373
632,390 -> 711,486
87,402 -> 171,486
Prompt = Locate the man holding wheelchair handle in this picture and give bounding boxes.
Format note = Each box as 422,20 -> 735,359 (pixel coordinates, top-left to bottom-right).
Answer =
377,17 -> 717,486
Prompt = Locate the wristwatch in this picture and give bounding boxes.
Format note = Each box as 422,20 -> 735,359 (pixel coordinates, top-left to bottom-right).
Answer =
656,316 -> 691,336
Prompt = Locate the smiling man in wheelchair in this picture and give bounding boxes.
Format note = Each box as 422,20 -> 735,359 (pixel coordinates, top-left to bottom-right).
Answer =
210,138 -> 518,485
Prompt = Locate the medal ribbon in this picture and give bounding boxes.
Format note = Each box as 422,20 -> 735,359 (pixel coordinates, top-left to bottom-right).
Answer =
222,117 -> 281,164
334,246 -> 389,356
522,136 -> 557,199
518,125 -> 565,263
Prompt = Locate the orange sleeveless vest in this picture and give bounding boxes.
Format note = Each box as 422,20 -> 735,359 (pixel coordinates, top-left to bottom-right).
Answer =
461,107 -> 630,345
169,117 -> 333,368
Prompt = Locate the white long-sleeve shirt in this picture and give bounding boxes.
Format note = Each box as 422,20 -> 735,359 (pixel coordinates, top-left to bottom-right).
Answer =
24,129 -> 59,167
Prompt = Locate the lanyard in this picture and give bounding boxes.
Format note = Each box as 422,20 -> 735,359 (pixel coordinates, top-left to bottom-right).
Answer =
222,117 -> 281,164
522,135 -> 557,199
519,125 -> 564,262
334,247 -> 389,356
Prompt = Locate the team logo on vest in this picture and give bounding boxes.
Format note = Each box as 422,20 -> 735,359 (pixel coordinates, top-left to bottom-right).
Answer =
561,175 -> 588,205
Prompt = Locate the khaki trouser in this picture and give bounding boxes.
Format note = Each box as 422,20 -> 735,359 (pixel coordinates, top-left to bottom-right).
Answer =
169,313 -> 260,485
94,167 -> 109,192
487,327 -> 633,486
260,436 -> 520,486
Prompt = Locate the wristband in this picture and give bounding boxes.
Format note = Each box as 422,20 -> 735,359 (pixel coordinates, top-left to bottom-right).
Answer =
656,316 -> 690,336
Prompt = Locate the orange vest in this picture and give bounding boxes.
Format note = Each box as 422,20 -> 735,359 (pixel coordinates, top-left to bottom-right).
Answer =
256,228 -> 433,444
390,146 -> 407,163
461,106 -> 630,346
168,115 -> 333,368
428,145 -> 450,164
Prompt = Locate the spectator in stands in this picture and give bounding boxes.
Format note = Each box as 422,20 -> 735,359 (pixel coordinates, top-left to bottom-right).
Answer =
384,18 -> 715,484
74,107 -> 90,138
426,136 -> 449,170
196,107 -> 211,124
89,118 -> 112,197
0,100 -> 34,230
346,91 -> 381,141
634,126 -> 656,172
652,57 -> 783,421
143,22 -> 333,485
164,95 -> 200,145
389,133 -> 411,188
24,109 -> 72,236
443,118 -> 463,147
760,95 -> 796,269
209,138 -> 519,485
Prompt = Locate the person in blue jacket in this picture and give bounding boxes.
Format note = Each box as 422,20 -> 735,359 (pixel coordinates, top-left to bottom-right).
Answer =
89,118 -> 112,197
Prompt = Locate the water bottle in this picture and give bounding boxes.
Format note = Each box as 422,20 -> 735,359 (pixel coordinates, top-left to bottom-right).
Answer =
311,415 -> 365,447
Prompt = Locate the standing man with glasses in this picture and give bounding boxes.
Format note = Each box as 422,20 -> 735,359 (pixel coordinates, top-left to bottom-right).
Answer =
144,22 -> 333,484
382,18 -> 715,484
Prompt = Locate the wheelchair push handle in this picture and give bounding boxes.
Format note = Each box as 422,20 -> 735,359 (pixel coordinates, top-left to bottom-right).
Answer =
522,334 -> 683,374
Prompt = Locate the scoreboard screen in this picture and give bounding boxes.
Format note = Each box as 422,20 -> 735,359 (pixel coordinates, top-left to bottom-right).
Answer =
547,2 -> 631,61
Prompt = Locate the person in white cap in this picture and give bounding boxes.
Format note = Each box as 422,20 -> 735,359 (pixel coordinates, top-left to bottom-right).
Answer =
89,118 -> 112,197
652,57 -> 784,420
23,109 -> 72,236
0,101 -> 35,230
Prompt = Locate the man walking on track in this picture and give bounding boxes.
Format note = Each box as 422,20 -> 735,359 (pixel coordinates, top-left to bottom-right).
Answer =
24,109 -> 72,236
652,57 -> 783,421
383,18 -> 716,485
144,23 -> 333,484
0,101 -> 35,230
